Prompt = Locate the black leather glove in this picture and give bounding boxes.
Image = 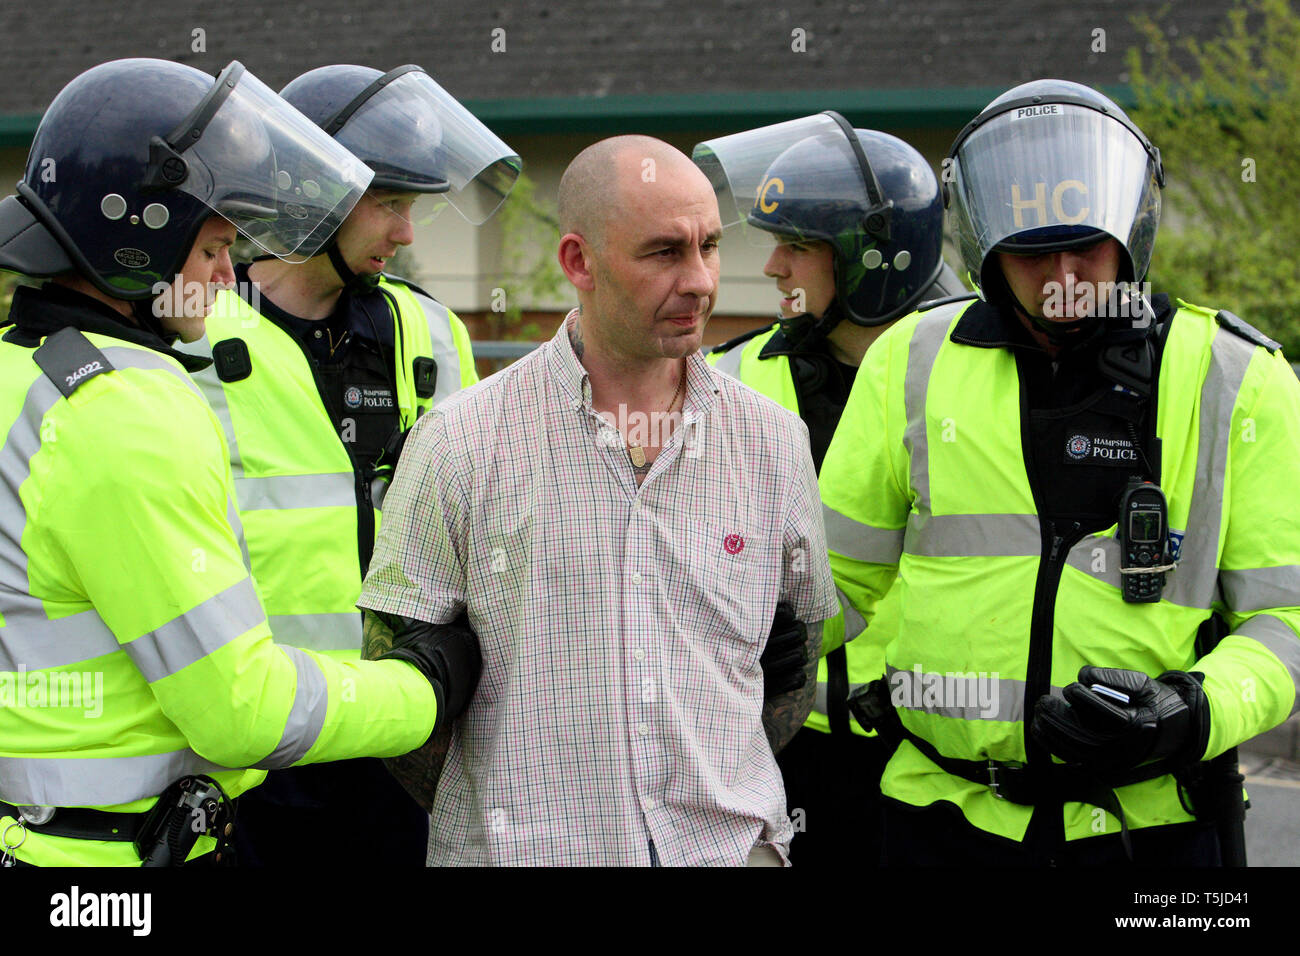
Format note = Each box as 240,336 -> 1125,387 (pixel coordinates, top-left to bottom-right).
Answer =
761,602 -> 808,697
1030,665 -> 1210,777
377,611 -> 482,729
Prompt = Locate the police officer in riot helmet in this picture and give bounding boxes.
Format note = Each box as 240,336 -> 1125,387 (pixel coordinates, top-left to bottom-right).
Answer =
820,78 -> 1299,866
0,58 -> 479,868
697,113 -> 965,866
181,63 -> 519,867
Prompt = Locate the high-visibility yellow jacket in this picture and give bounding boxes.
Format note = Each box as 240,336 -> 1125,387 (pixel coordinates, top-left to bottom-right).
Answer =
709,324 -> 897,736
182,276 -> 478,658
820,296 -> 1300,842
0,289 -> 436,865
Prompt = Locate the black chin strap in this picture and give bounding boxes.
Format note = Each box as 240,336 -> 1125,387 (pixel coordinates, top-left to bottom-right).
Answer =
326,242 -> 380,293
780,297 -> 848,350
133,298 -> 179,345
985,265 -> 1102,349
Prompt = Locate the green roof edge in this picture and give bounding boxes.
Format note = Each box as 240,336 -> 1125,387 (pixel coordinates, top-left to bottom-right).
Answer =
462,84 -> 1138,136
0,85 -> 1137,148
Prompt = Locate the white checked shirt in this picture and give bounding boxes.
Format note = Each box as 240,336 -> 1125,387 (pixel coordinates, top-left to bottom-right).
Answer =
359,313 -> 838,866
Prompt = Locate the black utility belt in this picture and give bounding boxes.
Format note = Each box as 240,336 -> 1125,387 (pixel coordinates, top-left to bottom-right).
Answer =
1,775 -> 237,867
1,800 -> 145,842
847,679 -> 1177,858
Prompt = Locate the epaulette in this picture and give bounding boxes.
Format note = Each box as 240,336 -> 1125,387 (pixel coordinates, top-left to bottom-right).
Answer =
1215,309 -> 1280,354
33,327 -> 114,397
916,292 -> 979,313
707,321 -> 779,357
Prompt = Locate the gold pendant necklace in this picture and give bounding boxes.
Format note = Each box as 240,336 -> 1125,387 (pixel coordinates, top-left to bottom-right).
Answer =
628,361 -> 685,468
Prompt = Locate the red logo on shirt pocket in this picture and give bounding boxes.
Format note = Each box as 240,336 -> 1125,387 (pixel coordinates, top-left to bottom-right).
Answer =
723,533 -> 745,555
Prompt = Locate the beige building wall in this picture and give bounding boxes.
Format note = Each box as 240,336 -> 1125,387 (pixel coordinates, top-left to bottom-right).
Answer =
401,125 -> 965,351
3,123 -> 966,353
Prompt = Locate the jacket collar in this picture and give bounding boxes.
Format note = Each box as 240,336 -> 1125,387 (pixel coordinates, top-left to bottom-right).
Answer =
6,284 -> 212,372
949,294 -> 1175,353
758,322 -> 835,360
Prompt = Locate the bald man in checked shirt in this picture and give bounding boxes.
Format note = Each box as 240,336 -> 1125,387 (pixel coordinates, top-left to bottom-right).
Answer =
359,136 -> 837,866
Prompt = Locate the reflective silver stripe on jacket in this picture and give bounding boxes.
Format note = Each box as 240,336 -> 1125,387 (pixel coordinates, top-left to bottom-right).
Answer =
0,374 -> 64,604
233,472 -> 357,511
837,587 -> 867,643
823,504 -> 905,564
904,513 -> 1040,558
252,645 -> 329,769
125,577 -> 267,683
181,333 -> 245,479
0,344 -> 219,672
268,612 -> 363,652
406,288 -> 466,404
1221,566 -> 1300,613
811,680 -> 869,718
885,664 -> 1062,723
710,343 -> 746,380
1063,531 -> 1206,610
0,607 -> 119,672
1164,327 -> 1255,610
902,306 -> 962,515
0,750 -> 233,807
1234,614 -> 1300,715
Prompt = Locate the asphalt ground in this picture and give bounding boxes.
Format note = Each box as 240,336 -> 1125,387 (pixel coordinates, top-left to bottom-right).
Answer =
1240,750 -> 1300,866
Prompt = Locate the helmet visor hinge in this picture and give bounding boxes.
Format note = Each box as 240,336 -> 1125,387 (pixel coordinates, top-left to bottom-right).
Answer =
862,200 -> 893,243
142,136 -> 190,191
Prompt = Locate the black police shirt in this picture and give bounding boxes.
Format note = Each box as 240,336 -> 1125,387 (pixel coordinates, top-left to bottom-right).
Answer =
233,262 -> 401,471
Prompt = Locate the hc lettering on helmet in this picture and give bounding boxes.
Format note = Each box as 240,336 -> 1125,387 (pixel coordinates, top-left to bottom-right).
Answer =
1010,180 -> 1090,228
757,176 -> 784,214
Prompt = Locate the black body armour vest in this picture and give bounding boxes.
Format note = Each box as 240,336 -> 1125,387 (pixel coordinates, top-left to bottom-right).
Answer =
760,327 -> 857,474
313,332 -> 401,471
231,263 -> 403,475
1013,295 -> 1174,533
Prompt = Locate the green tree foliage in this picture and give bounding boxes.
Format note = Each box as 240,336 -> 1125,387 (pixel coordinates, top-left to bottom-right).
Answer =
1128,0 -> 1300,354
487,172 -> 566,343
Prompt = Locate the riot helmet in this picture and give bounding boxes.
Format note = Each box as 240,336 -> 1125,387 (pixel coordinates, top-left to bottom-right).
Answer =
0,59 -> 373,299
945,79 -> 1163,339
694,112 -> 946,332
281,64 -> 521,226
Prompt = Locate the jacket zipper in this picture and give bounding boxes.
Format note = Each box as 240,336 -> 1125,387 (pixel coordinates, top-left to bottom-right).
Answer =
1017,356 -> 1085,766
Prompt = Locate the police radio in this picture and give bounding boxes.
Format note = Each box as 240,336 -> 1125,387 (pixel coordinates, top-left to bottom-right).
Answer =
1117,478 -> 1174,603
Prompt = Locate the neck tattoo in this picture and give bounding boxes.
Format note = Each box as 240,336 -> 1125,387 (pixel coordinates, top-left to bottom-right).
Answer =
628,361 -> 686,469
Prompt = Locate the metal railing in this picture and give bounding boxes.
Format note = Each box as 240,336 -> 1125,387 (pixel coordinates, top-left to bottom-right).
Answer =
473,340 -> 544,375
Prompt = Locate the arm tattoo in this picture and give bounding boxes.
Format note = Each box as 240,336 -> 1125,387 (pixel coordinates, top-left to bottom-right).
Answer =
361,609 -> 395,661
762,620 -> 822,754
361,610 -> 449,814
383,726 -> 452,815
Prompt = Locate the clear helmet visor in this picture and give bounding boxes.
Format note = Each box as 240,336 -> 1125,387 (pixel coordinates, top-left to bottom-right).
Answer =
368,190 -> 448,229
693,113 -> 865,246
339,71 -> 521,225
950,103 -> 1161,283
175,66 -> 373,262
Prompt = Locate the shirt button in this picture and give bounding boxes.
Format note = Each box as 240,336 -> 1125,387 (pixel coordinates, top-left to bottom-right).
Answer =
631,572 -> 643,585
637,723 -> 649,736
633,648 -> 645,661
643,797 -> 658,810
313,329 -> 323,338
